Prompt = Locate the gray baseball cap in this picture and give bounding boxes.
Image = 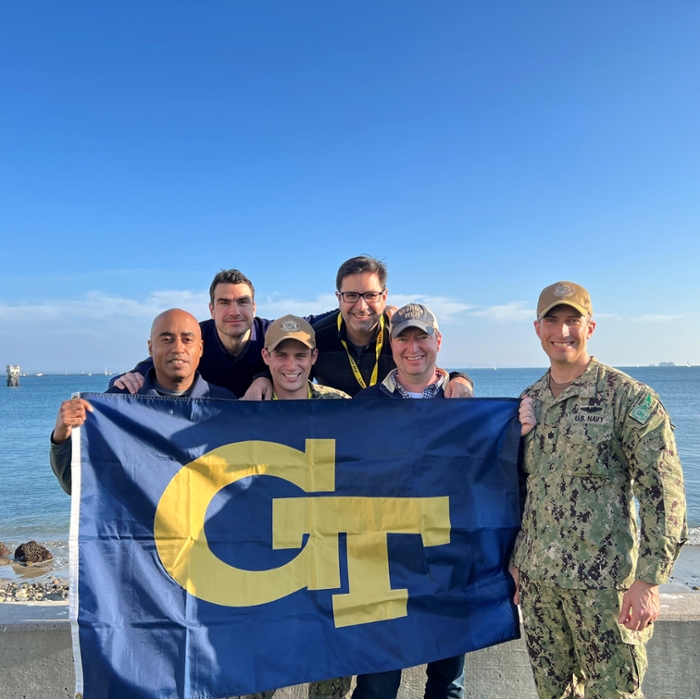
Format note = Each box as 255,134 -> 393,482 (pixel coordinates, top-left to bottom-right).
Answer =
390,303 -> 439,338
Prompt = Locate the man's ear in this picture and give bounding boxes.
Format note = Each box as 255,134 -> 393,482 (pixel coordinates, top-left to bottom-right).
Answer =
262,348 -> 271,366
311,348 -> 319,366
148,340 -> 153,357
586,319 -> 596,339
209,303 -> 215,320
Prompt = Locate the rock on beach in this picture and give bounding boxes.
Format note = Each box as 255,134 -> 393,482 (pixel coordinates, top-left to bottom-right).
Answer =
14,540 -> 53,564
0,540 -> 67,602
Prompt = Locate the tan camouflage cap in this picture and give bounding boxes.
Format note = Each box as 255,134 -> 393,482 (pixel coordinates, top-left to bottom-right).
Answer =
265,315 -> 316,351
537,281 -> 593,320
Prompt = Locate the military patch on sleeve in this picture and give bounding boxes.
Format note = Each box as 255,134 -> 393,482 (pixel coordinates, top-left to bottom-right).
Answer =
630,393 -> 654,424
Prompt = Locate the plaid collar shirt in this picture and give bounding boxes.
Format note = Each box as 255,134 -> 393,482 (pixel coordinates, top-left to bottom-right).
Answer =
390,369 -> 445,399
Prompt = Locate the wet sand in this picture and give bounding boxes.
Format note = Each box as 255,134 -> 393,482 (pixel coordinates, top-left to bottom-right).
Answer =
660,543 -> 700,592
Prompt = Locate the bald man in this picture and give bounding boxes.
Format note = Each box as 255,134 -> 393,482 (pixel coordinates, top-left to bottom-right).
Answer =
50,309 -> 236,494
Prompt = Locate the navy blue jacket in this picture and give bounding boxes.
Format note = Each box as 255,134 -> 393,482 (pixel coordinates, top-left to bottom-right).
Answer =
106,368 -> 235,400
312,311 -> 397,397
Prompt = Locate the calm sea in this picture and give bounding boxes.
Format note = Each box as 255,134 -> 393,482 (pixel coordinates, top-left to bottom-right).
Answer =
0,367 -> 698,545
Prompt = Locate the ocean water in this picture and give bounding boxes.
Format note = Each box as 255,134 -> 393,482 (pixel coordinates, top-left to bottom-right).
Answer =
460,365 -> 700,530
0,368 -> 698,548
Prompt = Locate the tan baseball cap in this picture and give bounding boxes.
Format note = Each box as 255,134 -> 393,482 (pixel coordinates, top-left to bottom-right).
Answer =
537,281 -> 593,320
265,315 -> 316,351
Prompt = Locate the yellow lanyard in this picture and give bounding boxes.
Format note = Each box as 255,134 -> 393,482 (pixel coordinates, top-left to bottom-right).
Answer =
337,313 -> 384,389
272,385 -> 313,400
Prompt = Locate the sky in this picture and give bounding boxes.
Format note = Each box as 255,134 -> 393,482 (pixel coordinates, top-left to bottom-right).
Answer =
1,1 -> 699,373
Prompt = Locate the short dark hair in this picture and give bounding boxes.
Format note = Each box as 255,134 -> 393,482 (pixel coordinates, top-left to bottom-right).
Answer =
335,256 -> 388,291
209,269 -> 255,303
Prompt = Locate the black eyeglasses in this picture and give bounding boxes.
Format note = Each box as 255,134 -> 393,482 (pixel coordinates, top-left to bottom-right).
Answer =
337,290 -> 385,303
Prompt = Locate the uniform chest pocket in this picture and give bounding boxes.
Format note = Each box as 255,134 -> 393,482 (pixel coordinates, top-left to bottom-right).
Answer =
561,421 -> 613,477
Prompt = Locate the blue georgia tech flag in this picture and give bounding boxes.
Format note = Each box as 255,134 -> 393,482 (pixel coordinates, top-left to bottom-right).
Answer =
70,394 -> 522,699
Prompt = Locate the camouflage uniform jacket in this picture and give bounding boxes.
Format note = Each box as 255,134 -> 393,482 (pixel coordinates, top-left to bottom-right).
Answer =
511,358 -> 687,590
308,382 -> 351,400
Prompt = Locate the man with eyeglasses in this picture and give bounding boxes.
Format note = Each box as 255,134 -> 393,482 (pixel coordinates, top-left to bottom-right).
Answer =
309,256 -> 474,398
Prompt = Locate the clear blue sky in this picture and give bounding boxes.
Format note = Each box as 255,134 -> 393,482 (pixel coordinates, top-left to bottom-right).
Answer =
1,1 -> 698,372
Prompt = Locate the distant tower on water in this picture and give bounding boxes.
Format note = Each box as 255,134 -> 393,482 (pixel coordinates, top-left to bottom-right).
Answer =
6,365 -> 19,387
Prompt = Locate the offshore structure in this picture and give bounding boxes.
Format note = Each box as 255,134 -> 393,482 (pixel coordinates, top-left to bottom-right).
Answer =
6,364 -> 19,387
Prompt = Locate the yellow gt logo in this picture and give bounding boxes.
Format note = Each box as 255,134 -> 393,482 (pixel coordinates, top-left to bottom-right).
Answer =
154,440 -> 450,628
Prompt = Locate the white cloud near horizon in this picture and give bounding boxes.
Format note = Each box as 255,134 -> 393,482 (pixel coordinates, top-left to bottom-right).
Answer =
630,314 -> 685,323
593,312 -> 623,320
385,295 -> 474,322
1,290 -> 689,333
0,290 -> 209,325
255,294 -> 338,318
0,290 -> 475,326
470,302 -> 534,324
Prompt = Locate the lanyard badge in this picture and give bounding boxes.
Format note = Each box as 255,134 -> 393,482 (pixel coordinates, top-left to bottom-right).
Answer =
337,313 -> 385,389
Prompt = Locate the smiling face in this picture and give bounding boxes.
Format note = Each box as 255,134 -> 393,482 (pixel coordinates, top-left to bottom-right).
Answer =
148,309 -> 204,391
391,326 -> 441,389
262,339 -> 318,399
209,282 -> 256,343
535,304 -> 595,371
336,272 -> 388,342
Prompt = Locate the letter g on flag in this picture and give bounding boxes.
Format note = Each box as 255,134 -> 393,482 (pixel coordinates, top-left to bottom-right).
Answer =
154,440 -> 451,628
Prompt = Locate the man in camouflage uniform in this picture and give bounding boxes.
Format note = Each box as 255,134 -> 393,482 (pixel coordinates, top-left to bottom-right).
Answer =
509,281 -> 687,699
240,315 -> 351,699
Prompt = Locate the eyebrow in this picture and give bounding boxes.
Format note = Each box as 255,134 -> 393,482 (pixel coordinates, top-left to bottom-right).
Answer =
158,331 -> 197,338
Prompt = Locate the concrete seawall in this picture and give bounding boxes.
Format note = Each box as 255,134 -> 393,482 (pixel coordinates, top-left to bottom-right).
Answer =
1,594 -> 698,699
